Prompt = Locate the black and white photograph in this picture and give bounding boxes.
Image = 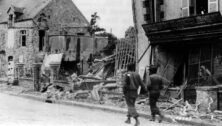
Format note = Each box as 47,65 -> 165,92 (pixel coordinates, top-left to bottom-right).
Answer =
0,0 -> 222,126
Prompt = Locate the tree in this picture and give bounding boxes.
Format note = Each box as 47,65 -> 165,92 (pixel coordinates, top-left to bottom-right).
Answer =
89,12 -> 105,36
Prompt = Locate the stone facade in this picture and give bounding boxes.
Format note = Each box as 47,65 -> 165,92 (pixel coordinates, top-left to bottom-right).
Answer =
0,24 -> 7,77
132,0 -> 151,77
34,0 -> 89,36
0,0 -> 91,78
5,21 -> 36,76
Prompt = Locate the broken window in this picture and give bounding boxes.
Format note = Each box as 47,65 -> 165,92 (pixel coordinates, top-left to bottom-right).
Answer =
182,0 -> 218,17
156,0 -> 164,21
39,30 -> 45,51
196,0 -> 208,14
8,14 -> 13,28
8,56 -> 13,61
188,45 -> 212,86
213,43 -> 222,84
20,30 -> 26,47
187,43 -> 222,86
143,0 -> 165,22
143,0 -> 155,23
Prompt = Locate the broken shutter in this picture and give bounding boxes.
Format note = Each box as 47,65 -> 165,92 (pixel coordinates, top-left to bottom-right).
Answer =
182,0 -> 189,17
208,0 -> 218,13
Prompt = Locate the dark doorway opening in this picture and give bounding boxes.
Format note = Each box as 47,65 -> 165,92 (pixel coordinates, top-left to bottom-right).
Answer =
196,0 -> 208,14
174,64 -> 184,86
39,30 -> 45,51
8,56 -> 13,61
59,60 -> 80,80
76,38 -> 81,62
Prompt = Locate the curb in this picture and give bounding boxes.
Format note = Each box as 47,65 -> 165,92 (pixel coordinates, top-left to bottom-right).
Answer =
4,92 -> 220,126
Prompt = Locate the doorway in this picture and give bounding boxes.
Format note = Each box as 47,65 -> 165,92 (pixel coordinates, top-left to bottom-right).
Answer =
39,30 -> 45,51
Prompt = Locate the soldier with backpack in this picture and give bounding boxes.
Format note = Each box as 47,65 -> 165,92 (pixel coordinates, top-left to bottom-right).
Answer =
122,63 -> 146,126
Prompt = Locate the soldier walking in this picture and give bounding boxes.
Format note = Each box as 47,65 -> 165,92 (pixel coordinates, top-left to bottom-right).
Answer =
147,65 -> 170,123
122,64 -> 146,126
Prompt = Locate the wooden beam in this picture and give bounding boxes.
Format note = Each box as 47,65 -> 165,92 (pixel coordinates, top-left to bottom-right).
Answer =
137,44 -> 151,63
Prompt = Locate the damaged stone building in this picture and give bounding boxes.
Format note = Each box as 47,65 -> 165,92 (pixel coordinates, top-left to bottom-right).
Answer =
0,0 -> 108,80
141,0 -> 222,110
132,0 -> 151,77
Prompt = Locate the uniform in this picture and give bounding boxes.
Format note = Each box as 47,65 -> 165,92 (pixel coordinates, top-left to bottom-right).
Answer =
123,71 -> 146,125
148,74 -> 166,122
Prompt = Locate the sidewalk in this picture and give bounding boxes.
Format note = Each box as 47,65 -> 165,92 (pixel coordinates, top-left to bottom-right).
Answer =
0,83 -> 221,126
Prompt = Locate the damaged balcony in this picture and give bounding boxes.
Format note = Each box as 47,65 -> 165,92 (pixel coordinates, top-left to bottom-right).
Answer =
142,11 -> 222,110
142,12 -> 222,44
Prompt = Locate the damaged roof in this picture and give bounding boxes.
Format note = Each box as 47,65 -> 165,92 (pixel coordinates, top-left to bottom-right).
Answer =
0,0 -> 52,23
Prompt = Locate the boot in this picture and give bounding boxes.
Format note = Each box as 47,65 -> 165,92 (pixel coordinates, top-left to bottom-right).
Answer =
158,114 -> 163,123
125,117 -> 131,124
134,117 -> 140,126
149,115 -> 155,121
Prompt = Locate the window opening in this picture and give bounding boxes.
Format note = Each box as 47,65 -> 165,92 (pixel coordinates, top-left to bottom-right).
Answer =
39,30 -> 45,51
20,30 -> 26,46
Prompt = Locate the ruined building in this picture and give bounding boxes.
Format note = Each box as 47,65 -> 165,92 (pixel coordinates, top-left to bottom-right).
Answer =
0,0 -> 108,80
141,0 -> 222,110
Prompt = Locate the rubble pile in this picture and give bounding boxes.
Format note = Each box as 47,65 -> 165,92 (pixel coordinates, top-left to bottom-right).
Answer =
131,96 -> 222,122
23,53 -> 222,123
40,65 -> 118,104
157,98 -> 222,122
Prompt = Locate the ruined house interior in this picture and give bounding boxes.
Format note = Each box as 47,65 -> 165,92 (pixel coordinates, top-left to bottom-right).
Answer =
152,38 -> 222,104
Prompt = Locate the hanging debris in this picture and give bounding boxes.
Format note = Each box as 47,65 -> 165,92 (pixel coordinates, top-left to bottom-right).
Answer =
115,38 -> 136,71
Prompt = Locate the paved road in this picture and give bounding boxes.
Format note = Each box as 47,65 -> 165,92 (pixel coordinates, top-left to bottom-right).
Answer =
0,93 -> 185,126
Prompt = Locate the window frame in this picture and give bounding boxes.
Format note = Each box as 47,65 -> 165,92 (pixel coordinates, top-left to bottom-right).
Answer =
208,0 -> 218,13
188,45 -> 213,86
8,14 -> 14,28
181,0 -> 190,17
20,30 -> 27,47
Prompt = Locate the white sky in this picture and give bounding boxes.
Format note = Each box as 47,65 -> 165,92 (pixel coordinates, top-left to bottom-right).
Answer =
72,0 -> 134,38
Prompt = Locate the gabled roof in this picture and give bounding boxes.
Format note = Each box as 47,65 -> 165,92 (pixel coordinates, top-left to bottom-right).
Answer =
7,5 -> 25,14
71,1 -> 89,26
0,0 -> 52,23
